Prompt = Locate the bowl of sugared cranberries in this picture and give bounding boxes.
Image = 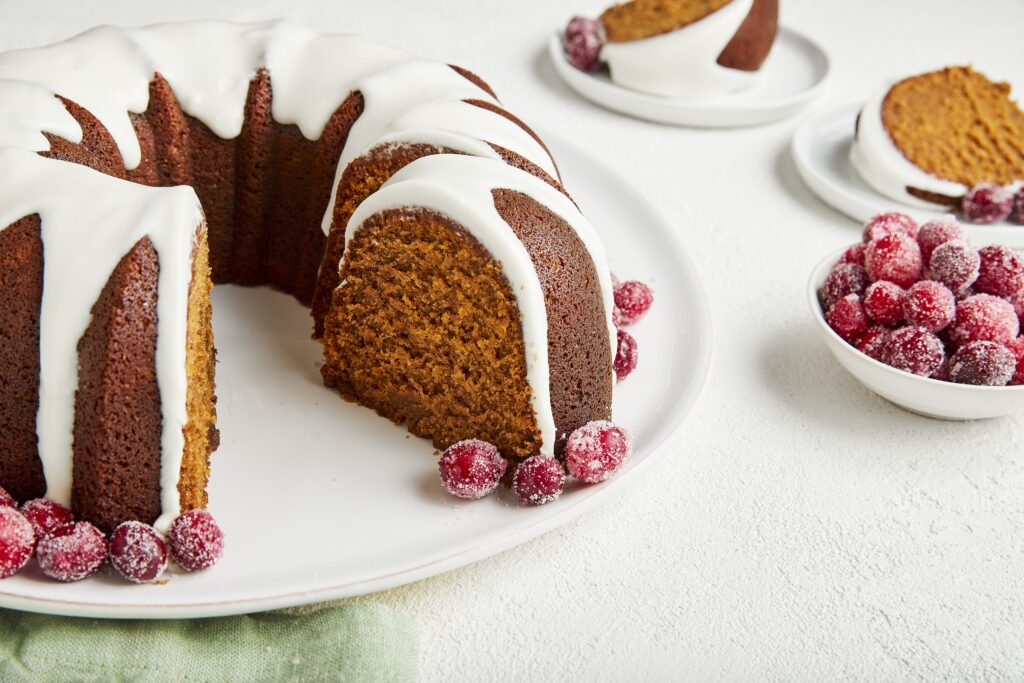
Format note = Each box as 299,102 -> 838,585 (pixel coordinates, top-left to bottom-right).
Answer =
809,212 -> 1024,420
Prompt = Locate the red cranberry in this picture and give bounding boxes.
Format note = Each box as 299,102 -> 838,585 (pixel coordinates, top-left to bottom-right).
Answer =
974,245 -> 1024,297
0,487 -> 15,509
109,521 -> 168,583
513,455 -> 565,506
826,294 -> 867,342
0,507 -> 34,578
862,212 -> 918,242
1011,290 -> 1024,327
563,17 -> 602,71
856,326 -> 891,361
1006,337 -> 1024,384
917,216 -> 964,262
614,329 -> 637,380
928,239 -> 980,293
948,341 -> 1016,386
167,509 -> 224,572
36,521 -> 107,582
885,326 -> 945,376
1011,187 -> 1024,224
949,294 -> 1020,347
612,305 -> 624,327
962,184 -> 1014,224
437,439 -> 507,500
613,280 -> 653,326
20,498 -> 74,541
864,233 -> 923,288
820,263 -> 868,309
862,281 -> 905,326
903,281 -> 955,332
840,244 -> 866,266
564,420 -> 631,484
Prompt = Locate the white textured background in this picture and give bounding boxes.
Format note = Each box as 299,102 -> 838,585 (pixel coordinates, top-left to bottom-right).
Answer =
4,0 -> 1024,679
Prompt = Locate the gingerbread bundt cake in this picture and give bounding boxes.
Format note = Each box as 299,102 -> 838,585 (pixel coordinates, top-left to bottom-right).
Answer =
0,21 -> 616,534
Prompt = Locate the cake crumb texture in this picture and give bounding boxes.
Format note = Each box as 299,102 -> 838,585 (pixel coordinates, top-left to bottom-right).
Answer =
601,0 -> 733,42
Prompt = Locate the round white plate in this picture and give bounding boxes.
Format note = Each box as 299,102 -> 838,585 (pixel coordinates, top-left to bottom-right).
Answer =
548,26 -> 829,128
0,132 -> 712,619
792,101 -> 1024,248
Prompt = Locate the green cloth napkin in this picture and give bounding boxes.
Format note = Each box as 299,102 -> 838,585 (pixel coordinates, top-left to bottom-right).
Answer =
0,602 -> 417,682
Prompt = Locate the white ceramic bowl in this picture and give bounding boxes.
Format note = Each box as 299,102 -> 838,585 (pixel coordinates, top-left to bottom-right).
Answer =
809,248 -> 1024,420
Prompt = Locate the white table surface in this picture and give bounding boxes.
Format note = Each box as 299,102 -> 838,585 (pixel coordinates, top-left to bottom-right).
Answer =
3,0 -> 1024,679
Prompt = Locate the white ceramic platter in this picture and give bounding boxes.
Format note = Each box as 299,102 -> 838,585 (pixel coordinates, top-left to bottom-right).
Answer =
792,101 -> 1024,248
0,132 -> 712,619
548,26 -> 829,128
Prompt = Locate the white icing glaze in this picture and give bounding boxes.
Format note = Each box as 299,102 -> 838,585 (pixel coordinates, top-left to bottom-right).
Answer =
850,83 -> 968,208
600,0 -> 757,99
0,80 -> 82,152
0,149 -> 200,532
344,155 -> 617,454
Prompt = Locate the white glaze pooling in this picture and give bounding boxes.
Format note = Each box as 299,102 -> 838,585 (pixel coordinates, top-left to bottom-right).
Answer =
0,149 -> 200,531
345,155 -> 617,454
600,0 -> 757,99
850,83 -> 968,208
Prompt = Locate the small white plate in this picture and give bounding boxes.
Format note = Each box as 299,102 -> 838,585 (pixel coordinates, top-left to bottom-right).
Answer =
809,247 -> 1024,420
548,26 -> 829,128
0,131 -> 713,619
792,101 -> 1024,248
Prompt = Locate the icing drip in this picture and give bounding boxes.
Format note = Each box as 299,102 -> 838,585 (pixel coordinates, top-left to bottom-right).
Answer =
0,80 -> 83,151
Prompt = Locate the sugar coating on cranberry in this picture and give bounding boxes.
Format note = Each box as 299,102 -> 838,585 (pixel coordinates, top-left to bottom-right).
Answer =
864,233 -> 923,288
917,216 -> 964,262
928,239 -> 980,293
614,328 -> 638,380
1012,290 -> 1024,327
949,294 -> 1020,347
565,420 -> 632,484
1006,337 -> 1024,384
109,521 -> 168,583
437,439 -> 507,500
563,17 -> 603,71
862,281 -> 905,326
513,455 -> 565,506
840,244 -> 866,266
903,281 -> 955,332
0,507 -> 34,578
36,521 -> 107,582
862,212 -> 918,242
885,326 -> 945,376
613,280 -> 653,326
1011,187 -> 1024,225
948,341 -> 1016,386
826,294 -> 867,342
962,183 -> 1014,224
20,498 -> 74,541
0,487 -> 15,509
820,263 -> 868,310
974,244 -> 1024,297
167,509 -> 224,572
856,326 -> 891,361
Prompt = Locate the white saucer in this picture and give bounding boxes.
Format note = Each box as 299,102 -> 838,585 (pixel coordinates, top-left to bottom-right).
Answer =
792,101 -> 1024,248
548,26 -> 829,128
0,131 -> 713,619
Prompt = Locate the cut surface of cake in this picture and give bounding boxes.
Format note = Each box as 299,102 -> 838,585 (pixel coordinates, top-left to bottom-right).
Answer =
0,21 -> 615,534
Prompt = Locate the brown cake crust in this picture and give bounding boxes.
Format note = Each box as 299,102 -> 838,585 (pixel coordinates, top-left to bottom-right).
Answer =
717,0 -> 778,71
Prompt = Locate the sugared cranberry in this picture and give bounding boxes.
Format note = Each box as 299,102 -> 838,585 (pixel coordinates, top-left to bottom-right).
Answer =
20,498 -> 74,541
36,521 -> 107,582
167,509 -> 224,572
962,184 -> 1014,224
820,263 -> 868,310
437,439 -> 507,500
949,294 -> 1020,347
928,239 -> 980,293
974,245 -> 1024,297
0,507 -> 34,578
948,341 -> 1016,386
885,326 -> 944,376
903,281 -> 955,332
865,233 -> 923,288
612,305 -> 624,327
826,294 -> 867,342
1011,290 -> 1024,327
563,17 -> 603,71
856,326 -> 891,361
513,455 -> 565,506
840,244 -> 866,267
613,280 -> 653,326
917,216 -> 964,262
862,281 -> 905,326
1011,187 -> 1024,224
564,420 -> 631,484
0,486 -> 15,509
109,521 -> 168,584
614,329 -> 637,380
1006,337 -> 1024,384
862,212 -> 918,242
